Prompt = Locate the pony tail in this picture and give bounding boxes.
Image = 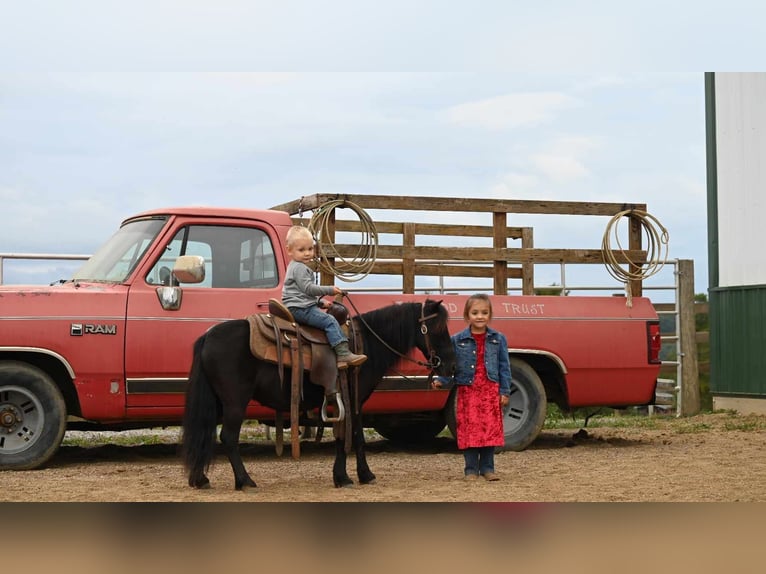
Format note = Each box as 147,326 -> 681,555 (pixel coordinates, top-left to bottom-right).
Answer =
181,333 -> 219,485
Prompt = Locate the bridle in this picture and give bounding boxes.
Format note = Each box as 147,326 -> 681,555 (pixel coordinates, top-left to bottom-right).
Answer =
416,304 -> 443,371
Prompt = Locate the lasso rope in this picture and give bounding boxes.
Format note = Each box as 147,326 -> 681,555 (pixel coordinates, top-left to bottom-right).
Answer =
601,209 -> 669,307
307,198 -> 378,282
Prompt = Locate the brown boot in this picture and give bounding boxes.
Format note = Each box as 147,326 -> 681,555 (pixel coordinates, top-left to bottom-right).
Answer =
333,341 -> 367,368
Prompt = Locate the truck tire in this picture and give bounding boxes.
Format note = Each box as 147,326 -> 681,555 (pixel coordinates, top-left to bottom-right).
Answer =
445,357 -> 547,452
372,414 -> 446,444
0,361 -> 67,470
502,357 -> 546,451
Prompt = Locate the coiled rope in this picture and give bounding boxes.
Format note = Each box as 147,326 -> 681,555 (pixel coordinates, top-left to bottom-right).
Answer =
601,209 -> 669,307
307,198 -> 378,282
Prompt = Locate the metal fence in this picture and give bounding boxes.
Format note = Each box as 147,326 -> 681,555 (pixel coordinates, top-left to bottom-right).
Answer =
0,252 -> 90,285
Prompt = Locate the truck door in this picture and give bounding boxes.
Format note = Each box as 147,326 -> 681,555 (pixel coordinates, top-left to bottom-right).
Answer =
123,218 -> 284,412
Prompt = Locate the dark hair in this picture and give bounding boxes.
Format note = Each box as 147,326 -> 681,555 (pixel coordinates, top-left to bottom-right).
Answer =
463,293 -> 493,320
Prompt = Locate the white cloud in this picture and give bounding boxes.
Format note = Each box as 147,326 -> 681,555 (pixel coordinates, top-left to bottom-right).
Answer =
445,92 -> 579,130
547,135 -> 602,156
489,172 -> 541,197
530,154 -> 589,183
495,135 -> 602,188
0,187 -> 22,201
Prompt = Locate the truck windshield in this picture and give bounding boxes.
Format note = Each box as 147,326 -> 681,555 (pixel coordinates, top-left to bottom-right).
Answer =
72,217 -> 168,283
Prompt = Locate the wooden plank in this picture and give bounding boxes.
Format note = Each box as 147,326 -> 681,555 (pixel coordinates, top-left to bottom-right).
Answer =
330,244 -> 648,264
521,226 -> 534,296
350,220 -> 527,239
678,259 -> 700,416
402,222 -> 415,294
493,212 -> 507,295
272,194 -> 647,217
369,262 -> 523,279
291,217 -> 528,240
655,393 -> 676,406
654,302 -> 709,314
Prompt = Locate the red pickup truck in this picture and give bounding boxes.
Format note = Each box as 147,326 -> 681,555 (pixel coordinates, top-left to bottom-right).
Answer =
0,196 -> 662,470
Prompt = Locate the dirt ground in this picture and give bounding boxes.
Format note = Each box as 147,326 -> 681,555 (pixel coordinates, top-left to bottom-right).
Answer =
2,412 -> 765,502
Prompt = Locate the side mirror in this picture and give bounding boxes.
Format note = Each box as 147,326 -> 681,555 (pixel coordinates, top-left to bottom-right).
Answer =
173,255 -> 205,284
156,286 -> 183,311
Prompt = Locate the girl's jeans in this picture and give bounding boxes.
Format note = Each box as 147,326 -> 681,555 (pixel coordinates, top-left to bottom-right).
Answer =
463,446 -> 495,476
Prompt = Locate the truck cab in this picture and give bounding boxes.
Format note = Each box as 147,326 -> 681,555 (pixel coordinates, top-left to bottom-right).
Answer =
1,207 -> 293,468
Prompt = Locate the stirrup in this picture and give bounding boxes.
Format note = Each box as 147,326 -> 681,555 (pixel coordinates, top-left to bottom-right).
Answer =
321,392 -> 345,423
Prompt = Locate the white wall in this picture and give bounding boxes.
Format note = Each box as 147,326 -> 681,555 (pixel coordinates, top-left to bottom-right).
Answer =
715,73 -> 766,287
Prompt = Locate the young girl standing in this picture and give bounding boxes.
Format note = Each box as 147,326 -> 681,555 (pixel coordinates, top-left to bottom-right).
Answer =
435,294 -> 511,481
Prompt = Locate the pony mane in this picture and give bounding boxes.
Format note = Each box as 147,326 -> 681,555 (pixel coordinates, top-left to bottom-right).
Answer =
354,299 -> 446,378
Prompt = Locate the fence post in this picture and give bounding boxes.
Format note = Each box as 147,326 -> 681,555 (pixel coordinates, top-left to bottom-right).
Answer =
492,212 -> 507,295
678,259 -> 700,415
403,222 -> 415,294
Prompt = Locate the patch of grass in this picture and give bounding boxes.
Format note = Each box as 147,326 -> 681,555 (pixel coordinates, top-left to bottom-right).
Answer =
545,415 -> 665,431
542,408 -> 766,436
543,406 -> 666,430
674,422 -> 712,434
62,429 -> 181,448
722,415 -> 766,432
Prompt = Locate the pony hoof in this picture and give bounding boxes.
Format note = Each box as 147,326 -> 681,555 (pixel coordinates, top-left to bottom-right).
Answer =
190,478 -> 211,489
236,478 -> 258,491
238,484 -> 258,492
334,479 -> 354,488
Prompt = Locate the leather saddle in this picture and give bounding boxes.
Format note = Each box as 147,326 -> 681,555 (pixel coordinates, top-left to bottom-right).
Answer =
248,298 -> 352,456
247,299 -> 339,390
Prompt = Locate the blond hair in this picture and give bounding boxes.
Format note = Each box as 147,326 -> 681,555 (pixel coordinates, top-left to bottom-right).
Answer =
286,225 -> 313,247
463,293 -> 493,320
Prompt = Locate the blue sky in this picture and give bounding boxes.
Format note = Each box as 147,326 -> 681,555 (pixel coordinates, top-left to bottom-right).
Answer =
2,1 -> 762,297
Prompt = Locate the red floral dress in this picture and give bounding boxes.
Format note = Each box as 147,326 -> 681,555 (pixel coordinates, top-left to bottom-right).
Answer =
456,332 -> 505,450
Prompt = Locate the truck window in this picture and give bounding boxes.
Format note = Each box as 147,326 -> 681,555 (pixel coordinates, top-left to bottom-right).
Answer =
73,217 -> 168,283
146,224 -> 278,289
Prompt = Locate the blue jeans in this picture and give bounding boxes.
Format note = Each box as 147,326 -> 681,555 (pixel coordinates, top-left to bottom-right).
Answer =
289,305 -> 346,348
463,446 -> 495,476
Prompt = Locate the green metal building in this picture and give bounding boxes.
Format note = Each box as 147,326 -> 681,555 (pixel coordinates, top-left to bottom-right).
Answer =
705,72 -> 766,414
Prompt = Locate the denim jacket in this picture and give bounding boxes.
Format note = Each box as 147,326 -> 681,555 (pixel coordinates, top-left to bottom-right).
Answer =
449,326 -> 511,396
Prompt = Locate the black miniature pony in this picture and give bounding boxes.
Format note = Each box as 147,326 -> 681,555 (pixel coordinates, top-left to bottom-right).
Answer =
181,298 -> 456,490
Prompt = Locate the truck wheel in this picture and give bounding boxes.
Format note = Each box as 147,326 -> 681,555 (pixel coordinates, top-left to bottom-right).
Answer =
0,362 -> 67,470
502,357 -> 546,451
445,357 -> 546,451
372,414 -> 446,444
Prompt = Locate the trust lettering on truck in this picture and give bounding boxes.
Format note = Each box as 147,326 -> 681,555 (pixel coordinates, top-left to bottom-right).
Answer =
0,195 -> 662,470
